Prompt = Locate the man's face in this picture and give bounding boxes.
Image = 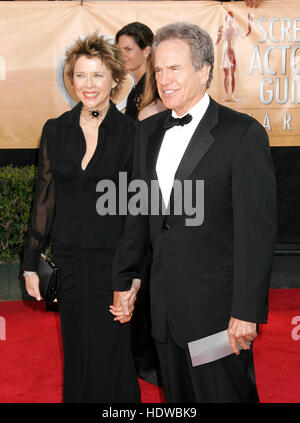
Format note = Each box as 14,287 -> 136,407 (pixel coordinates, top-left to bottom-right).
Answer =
154,39 -> 210,116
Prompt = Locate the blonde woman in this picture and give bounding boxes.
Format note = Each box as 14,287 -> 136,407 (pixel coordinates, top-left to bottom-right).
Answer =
23,34 -> 140,403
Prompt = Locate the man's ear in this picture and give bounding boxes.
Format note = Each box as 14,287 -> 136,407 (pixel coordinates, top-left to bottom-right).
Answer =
199,65 -> 211,86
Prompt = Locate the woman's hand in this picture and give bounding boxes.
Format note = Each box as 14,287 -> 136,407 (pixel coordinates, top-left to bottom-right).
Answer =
110,279 -> 141,324
24,272 -> 42,301
110,291 -> 135,324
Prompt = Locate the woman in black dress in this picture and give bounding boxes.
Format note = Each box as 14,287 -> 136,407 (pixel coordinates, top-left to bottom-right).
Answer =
23,33 -> 140,403
116,22 -> 153,119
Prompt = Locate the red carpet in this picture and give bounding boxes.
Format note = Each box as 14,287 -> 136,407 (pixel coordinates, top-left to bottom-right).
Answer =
0,289 -> 299,403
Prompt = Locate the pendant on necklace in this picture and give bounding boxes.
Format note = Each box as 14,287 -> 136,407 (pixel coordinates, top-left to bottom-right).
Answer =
81,104 -> 109,121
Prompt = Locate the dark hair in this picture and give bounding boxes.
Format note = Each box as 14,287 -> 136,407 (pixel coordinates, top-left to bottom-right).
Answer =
115,22 -> 154,50
140,59 -> 159,110
65,32 -> 126,99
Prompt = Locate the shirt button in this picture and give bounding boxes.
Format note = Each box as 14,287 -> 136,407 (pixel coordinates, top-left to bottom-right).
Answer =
162,223 -> 170,231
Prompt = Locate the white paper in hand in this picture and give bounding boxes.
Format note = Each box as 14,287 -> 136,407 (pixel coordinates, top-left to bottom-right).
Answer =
188,329 -> 242,367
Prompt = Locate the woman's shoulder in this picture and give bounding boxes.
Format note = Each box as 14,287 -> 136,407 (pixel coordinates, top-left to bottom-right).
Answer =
138,99 -> 166,121
44,103 -> 82,130
111,103 -> 137,129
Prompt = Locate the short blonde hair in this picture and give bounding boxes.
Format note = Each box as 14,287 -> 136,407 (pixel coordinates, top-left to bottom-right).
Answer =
65,32 -> 126,99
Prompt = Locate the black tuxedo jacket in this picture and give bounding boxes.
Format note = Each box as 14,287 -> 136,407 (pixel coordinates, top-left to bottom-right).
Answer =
112,97 -> 277,349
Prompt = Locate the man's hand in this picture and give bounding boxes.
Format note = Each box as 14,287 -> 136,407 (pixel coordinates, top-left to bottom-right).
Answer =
110,291 -> 134,324
227,317 -> 257,355
24,273 -> 42,301
110,279 -> 141,324
245,0 -> 264,8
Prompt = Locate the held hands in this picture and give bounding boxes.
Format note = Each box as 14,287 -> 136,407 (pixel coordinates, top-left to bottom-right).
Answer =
24,273 -> 42,301
110,279 -> 141,324
227,317 -> 257,355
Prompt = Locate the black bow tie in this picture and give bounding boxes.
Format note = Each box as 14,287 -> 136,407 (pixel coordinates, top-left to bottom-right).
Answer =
163,113 -> 192,130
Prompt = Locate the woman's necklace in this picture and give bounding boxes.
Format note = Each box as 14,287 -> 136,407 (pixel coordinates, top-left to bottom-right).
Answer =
81,104 -> 110,121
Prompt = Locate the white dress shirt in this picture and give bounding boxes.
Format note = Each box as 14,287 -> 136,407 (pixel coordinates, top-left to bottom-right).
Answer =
156,93 -> 210,207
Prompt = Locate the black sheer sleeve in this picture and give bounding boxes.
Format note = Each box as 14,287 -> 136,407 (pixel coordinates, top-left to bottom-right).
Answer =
22,124 -> 56,271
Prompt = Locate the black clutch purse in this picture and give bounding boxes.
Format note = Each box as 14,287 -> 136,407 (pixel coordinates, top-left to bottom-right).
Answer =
38,253 -> 59,302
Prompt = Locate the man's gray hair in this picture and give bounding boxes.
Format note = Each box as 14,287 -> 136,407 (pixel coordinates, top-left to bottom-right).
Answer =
152,22 -> 214,88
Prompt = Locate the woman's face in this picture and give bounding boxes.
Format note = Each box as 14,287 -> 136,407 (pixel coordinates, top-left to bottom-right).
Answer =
73,55 -> 117,110
117,35 -> 150,76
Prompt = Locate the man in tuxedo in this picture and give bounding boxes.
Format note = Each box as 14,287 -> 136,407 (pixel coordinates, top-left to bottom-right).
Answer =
111,22 -> 276,402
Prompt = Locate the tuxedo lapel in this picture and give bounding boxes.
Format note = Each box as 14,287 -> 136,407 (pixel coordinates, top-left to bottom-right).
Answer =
172,99 -> 219,205
145,99 -> 219,221
175,98 -> 219,183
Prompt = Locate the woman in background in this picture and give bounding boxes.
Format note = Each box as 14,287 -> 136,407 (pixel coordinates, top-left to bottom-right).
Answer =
138,58 -> 166,121
23,33 -> 140,403
116,21 -> 153,119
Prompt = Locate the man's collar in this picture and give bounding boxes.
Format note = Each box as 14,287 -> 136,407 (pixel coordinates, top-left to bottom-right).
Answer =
172,92 -> 210,120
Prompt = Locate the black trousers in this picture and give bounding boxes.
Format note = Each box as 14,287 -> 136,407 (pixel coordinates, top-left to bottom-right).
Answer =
131,262 -> 162,386
155,329 -> 259,403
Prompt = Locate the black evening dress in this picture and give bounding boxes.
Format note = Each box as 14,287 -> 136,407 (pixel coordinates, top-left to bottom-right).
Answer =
23,102 -> 140,403
125,74 -> 145,120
